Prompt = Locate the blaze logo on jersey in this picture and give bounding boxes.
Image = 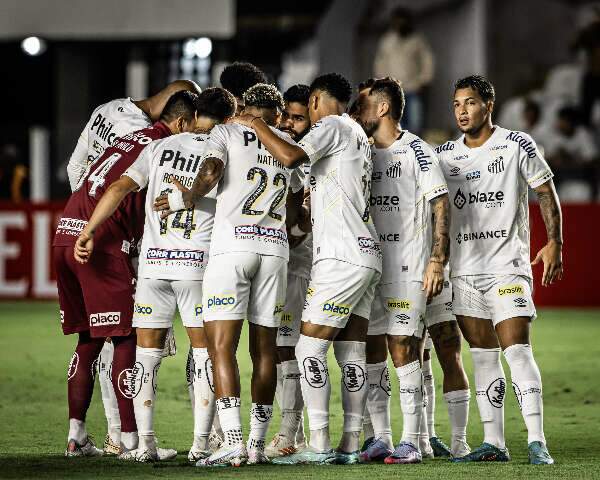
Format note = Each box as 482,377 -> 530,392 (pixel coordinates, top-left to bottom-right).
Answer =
323,302 -> 351,316
454,189 -> 467,209
303,357 -> 328,388
498,284 -> 524,296
454,189 -> 505,209
134,304 -> 153,316
195,304 -> 203,316
342,363 -> 366,392
488,156 -> 505,174
207,295 -> 236,309
387,299 -> 411,310
89,311 -> 121,326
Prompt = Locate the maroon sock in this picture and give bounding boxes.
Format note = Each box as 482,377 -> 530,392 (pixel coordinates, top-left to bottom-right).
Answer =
111,334 -> 138,433
68,332 -> 105,421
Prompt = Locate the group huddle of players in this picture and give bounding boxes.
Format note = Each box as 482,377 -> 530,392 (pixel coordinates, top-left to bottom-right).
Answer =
54,61 -> 564,467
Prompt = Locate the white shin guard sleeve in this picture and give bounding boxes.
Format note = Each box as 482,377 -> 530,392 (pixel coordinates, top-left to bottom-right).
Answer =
422,358 -> 435,438
186,346 -> 195,419
133,347 -> 163,442
279,359 -> 304,439
471,347 -> 506,448
396,360 -> 423,446
503,344 -> 545,444
366,361 -> 392,437
334,341 -> 368,433
295,335 -> 332,432
98,341 -> 121,435
192,347 -> 216,438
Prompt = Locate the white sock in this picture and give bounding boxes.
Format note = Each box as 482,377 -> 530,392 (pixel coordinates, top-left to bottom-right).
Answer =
396,360 -> 423,448
366,361 -> 392,448
295,334 -> 332,452
275,363 -> 283,409
422,358 -> 436,438
471,348 -> 506,448
98,341 -> 121,444
121,431 -> 139,451
444,389 -> 470,454
503,344 -> 545,444
192,347 -> 215,450
295,412 -> 306,445
279,359 -> 304,440
68,418 -> 86,443
186,346 -> 195,420
212,413 -> 224,438
419,389 -> 429,451
363,408 -> 375,439
133,346 -> 162,452
216,397 -> 243,446
248,403 -> 274,451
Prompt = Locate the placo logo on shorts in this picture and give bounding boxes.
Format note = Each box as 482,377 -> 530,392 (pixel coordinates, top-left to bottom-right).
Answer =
387,299 -> 411,310
195,304 -> 203,316
207,295 -> 236,309
134,304 -> 153,316
323,302 -> 351,316
89,311 -> 121,326
498,284 -> 524,296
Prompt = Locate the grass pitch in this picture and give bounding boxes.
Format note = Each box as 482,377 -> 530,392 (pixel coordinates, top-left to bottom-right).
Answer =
0,302 -> 599,479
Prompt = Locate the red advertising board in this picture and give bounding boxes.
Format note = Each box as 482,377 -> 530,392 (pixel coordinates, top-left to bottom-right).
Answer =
0,201 -> 597,306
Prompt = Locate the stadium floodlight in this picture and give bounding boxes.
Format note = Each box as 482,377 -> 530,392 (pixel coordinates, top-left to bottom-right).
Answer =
183,37 -> 212,59
21,36 -> 46,56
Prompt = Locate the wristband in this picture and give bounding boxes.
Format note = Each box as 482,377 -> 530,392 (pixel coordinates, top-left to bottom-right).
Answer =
167,190 -> 186,212
290,224 -> 305,237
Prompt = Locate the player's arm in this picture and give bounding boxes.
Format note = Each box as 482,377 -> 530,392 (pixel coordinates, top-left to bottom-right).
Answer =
153,157 -> 224,217
232,115 -> 308,168
74,176 -> 140,264
423,193 -> 450,301
67,124 -> 90,191
532,179 -> 563,286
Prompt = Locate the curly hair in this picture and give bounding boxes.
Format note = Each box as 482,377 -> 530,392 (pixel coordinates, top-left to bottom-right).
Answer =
219,62 -> 268,99
309,73 -> 352,104
454,75 -> 496,102
243,83 -> 285,111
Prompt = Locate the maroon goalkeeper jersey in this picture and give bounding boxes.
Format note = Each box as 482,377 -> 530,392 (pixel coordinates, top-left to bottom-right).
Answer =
54,121 -> 172,257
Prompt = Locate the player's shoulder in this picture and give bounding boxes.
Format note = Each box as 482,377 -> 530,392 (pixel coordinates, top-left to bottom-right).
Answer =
434,138 -> 459,157
498,126 -> 539,157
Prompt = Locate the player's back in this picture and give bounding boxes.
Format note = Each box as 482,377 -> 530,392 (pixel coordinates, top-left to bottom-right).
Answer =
55,122 -> 172,257
125,132 -> 216,280
205,123 -> 292,260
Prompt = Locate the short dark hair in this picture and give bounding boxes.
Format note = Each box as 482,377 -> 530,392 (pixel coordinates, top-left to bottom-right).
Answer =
370,76 -> 405,121
454,75 -> 496,102
160,90 -> 199,122
196,87 -> 236,122
244,83 -> 285,111
220,62 -> 268,99
557,106 -> 581,126
309,73 -> 353,104
358,77 -> 377,92
283,84 -> 310,107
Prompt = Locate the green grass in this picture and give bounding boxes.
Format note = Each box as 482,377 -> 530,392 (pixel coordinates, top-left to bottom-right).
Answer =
1,302 -> 599,479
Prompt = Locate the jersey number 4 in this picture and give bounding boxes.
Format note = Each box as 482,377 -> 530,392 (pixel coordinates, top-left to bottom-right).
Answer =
159,188 -> 196,239
242,167 -> 287,221
74,152 -> 121,195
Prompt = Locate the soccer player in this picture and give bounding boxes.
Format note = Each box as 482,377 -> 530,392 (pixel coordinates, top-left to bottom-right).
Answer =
155,84 -> 293,467
436,75 -> 562,465
73,88 -> 236,462
219,61 -> 268,115
65,79 -> 200,454
55,90 -> 201,457
233,73 -> 382,465
355,77 -> 450,464
266,84 -> 312,458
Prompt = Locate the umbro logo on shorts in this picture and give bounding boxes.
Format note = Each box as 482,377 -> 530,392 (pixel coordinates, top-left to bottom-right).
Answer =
89,311 -> 121,326
514,297 -> 528,307
395,313 -> 410,324
207,295 -> 235,309
498,285 -> 524,296
279,325 -> 293,335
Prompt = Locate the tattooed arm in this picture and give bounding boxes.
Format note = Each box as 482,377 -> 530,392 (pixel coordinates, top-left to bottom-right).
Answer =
153,157 -> 224,215
532,179 -> 563,286
423,193 -> 450,301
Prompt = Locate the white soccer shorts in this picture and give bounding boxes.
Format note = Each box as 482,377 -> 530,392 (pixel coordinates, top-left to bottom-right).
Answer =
302,259 -> 380,329
451,274 -> 536,326
277,272 -> 310,347
133,278 -> 204,329
202,252 -> 287,328
368,281 -> 427,337
424,279 -> 455,329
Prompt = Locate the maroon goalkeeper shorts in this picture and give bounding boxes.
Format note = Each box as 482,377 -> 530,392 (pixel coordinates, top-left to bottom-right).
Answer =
54,246 -> 134,338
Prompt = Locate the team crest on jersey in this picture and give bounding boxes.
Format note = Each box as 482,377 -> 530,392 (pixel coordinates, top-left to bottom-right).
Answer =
386,161 -> 402,178
488,156 -> 505,174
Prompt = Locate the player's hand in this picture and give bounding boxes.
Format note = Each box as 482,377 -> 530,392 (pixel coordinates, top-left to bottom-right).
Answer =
531,240 -> 563,286
422,260 -> 444,302
153,179 -> 193,219
229,114 -> 259,128
74,232 -> 94,264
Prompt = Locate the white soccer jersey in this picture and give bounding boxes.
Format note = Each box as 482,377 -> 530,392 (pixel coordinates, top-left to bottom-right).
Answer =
371,131 -> 448,284
68,98 -> 151,190
203,123 -> 293,259
298,114 -> 382,272
288,161 -> 312,280
124,132 -> 215,280
435,125 -> 553,279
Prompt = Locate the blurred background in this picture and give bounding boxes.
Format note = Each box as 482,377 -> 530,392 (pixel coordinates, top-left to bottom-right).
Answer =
0,0 -> 598,305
